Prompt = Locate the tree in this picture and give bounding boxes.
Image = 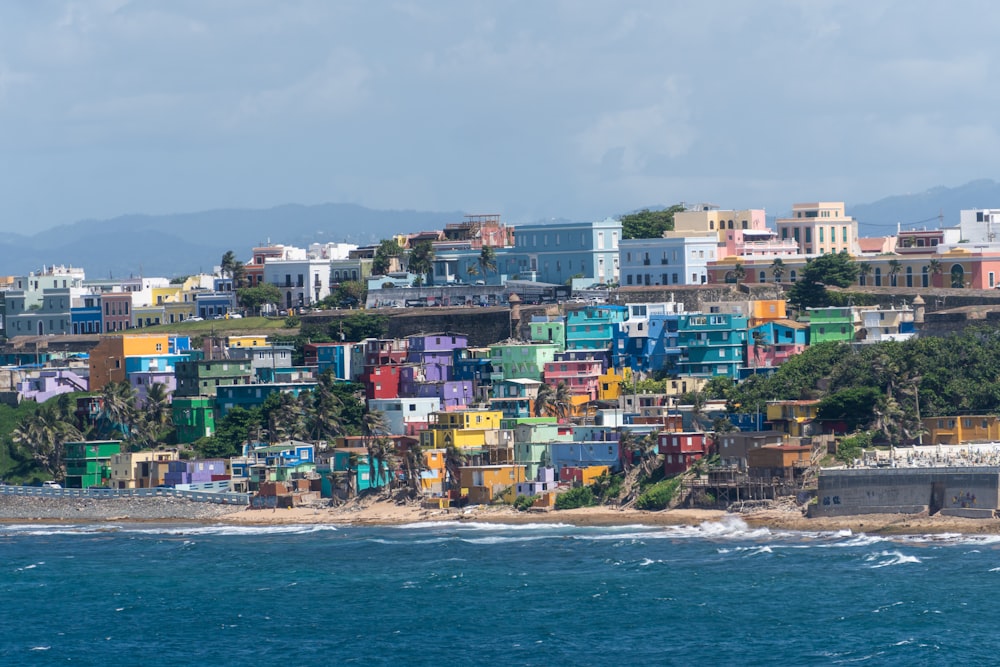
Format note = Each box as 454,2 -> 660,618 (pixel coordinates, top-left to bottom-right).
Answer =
770,257 -> 785,283
407,241 -> 435,282
262,391 -> 306,443
817,387 -> 882,432
857,262 -> 872,286
619,205 -> 685,239
198,406 -> 263,459
362,410 -> 393,492
372,239 -> 403,276
302,371 -> 346,443
144,382 -> 172,432
553,382 -> 573,421
220,251 -> 245,285
751,329 -> 770,370
97,381 -> 140,443
478,245 -> 497,279
324,281 -> 367,309
928,258 -> 943,287
237,283 -> 282,316
534,383 -> 554,417
333,312 -> 389,342
787,251 -> 860,310
887,259 -> 902,287
730,262 -> 746,284
11,402 -> 81,480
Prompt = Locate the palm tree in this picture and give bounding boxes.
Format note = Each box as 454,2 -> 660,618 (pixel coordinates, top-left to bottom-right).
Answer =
887,259 -> 902,287
478,245 -> 497,280
727,262 -> 747,285
533,383 -> 554,417
12,403 -> 82,480
928,258 -> 943,287
751,329 -> 770,371
465,265 -> 479,282
554,382 -> 573,421
265,392 -> 305,443
401,441 -> 427,495
770,257 -> 785,283
857,262 -> 873,286
444,445 -> 467,495
144,382 -> 171,432
303,372 -> 344,443
99,381 -> 139,441
690,391 -> 708,432
407,241 -> 435,284
362,410 -> 393,491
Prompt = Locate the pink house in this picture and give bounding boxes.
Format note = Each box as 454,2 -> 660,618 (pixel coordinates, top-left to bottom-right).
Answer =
542,358 -> 604,400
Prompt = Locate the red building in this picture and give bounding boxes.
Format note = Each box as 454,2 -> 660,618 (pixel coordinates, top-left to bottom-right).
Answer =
361,365 -> 401,400
101,292 -> 133,333
659,431 -> 709,475
364,338 -> 408,366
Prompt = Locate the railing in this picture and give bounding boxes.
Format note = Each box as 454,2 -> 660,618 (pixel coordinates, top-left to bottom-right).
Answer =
0,485 -> 250,505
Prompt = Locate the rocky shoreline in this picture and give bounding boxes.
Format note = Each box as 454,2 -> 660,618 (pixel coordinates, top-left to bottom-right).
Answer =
0,494 -> 242,523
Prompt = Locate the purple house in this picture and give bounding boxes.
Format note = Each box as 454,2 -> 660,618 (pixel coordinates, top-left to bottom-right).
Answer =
163,459 -> 227,486
406,333 -> 468,381
516,466 -> 558,496
16,369 -> 88,402
129,370 -> 177,407
412,380 -> 474,409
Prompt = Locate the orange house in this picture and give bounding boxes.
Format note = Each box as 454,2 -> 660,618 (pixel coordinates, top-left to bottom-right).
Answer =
459,465 -> 526,504
89,334 -> 174,391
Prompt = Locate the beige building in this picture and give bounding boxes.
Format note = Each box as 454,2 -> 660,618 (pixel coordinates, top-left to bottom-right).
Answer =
775,202 -> 859,256
111,449 -> 179,489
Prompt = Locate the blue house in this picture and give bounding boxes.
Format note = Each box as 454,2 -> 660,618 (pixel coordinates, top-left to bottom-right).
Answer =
549,440 -> 621,475
216,382 -> 318,417
566,305 -> 628,351
71,294 -> 103,334
676,312 -> 748,378
502,218 -> 622,285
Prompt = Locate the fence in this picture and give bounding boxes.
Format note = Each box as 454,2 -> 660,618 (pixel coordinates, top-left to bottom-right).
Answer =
0,485 -> 250,506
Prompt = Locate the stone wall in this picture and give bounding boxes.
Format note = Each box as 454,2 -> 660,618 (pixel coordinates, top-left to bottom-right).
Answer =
812,467 -> 1000,517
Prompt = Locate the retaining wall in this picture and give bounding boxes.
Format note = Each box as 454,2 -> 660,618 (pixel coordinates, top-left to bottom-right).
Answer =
812,467 -> 1000,517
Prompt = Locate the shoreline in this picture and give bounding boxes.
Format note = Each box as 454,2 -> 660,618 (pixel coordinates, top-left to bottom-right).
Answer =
7,496 -> 1000,535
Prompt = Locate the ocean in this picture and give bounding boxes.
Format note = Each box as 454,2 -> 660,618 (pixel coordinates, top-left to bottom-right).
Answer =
1,517 -> 997,665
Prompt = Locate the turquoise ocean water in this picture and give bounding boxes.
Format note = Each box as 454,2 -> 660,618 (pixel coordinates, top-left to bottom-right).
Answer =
2,517 -> 998,665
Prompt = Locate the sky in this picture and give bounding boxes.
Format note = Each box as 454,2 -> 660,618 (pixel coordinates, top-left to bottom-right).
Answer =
2,0 -> 1000,234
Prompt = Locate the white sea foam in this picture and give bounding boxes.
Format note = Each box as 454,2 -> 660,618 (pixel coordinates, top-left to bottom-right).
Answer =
2,523 -> 339,537
395,520 -> 574,531
867,550 -> 922,568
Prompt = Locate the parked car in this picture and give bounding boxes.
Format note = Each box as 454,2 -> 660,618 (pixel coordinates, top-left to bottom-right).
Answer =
42,481 -> 61,489
187,316 -> 204,322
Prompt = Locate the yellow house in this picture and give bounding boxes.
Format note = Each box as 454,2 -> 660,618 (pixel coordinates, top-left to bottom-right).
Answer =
420,410 -> 505,450
420,448 -> 447,495
598,368 -> 628,401
766,400 -> 821,437
459,464 -> 526,504
229,335 -> 269,348
749,300 -> 787,326
89,334 -> 175,391
923,415 -> 1000,445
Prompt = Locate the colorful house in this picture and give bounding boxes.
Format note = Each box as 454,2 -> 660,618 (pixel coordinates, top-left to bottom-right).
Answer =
64,440 -> 122,488
766,400 -> 821,437
675,312 -> 749,378
529,314 -> 566,352
172,396 -> 216,443
806,307 -> 856,344
173,359 -> 254,398
420,410 -> 505,451
922,415 -> 1000,445
659,431 -> 709,475
110,449 -> 179,489
565,305 -> 628,351
459,464 -> 526,504
489,342 -> 559,382
88,333 -> 179,392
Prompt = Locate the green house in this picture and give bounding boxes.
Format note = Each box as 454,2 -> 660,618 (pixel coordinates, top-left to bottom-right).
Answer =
489,342 -> 559,382
64,440 -> 122,489
807,307 -> 856,344
172,396 -> 217,444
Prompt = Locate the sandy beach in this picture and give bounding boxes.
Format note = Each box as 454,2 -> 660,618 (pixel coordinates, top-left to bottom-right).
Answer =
216,500 -> 1000,535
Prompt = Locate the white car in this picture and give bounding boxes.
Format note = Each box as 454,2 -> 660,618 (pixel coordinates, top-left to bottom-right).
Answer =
42,481 -> 61,489
187,316 -> 204,322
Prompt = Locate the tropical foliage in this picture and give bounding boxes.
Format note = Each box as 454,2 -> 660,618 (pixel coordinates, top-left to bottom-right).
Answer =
619,205 -> 685,239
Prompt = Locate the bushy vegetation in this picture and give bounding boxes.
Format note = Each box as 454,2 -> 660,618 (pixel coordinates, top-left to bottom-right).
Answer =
513,494 -> 537,512
836,431 -> 873,464
635,477 -> 683,511
619,205 -> 685,240
555,485 -> 596,510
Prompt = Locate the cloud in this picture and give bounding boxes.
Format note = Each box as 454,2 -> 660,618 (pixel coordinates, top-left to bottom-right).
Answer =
574,77 -> 696,176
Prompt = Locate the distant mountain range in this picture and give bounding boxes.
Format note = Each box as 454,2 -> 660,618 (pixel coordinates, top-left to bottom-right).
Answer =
4,181 -> 1000,278
0,204 -> 463,279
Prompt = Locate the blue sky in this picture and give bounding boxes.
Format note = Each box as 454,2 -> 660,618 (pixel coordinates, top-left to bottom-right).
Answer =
1,0 -> 999,233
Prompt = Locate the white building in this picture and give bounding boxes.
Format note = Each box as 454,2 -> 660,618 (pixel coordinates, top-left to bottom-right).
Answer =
263,258 -> 332,310
618,236 -> 718,287
775,202 -> 859,256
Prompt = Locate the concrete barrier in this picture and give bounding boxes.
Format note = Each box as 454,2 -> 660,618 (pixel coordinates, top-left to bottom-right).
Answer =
0,485 -> 250,506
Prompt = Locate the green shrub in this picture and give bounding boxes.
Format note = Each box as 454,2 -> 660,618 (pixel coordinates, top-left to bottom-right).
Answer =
555,485 -> 596,510
635,477 -> 682,511
836,431 -> 872,463
512,495 -> 537,512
